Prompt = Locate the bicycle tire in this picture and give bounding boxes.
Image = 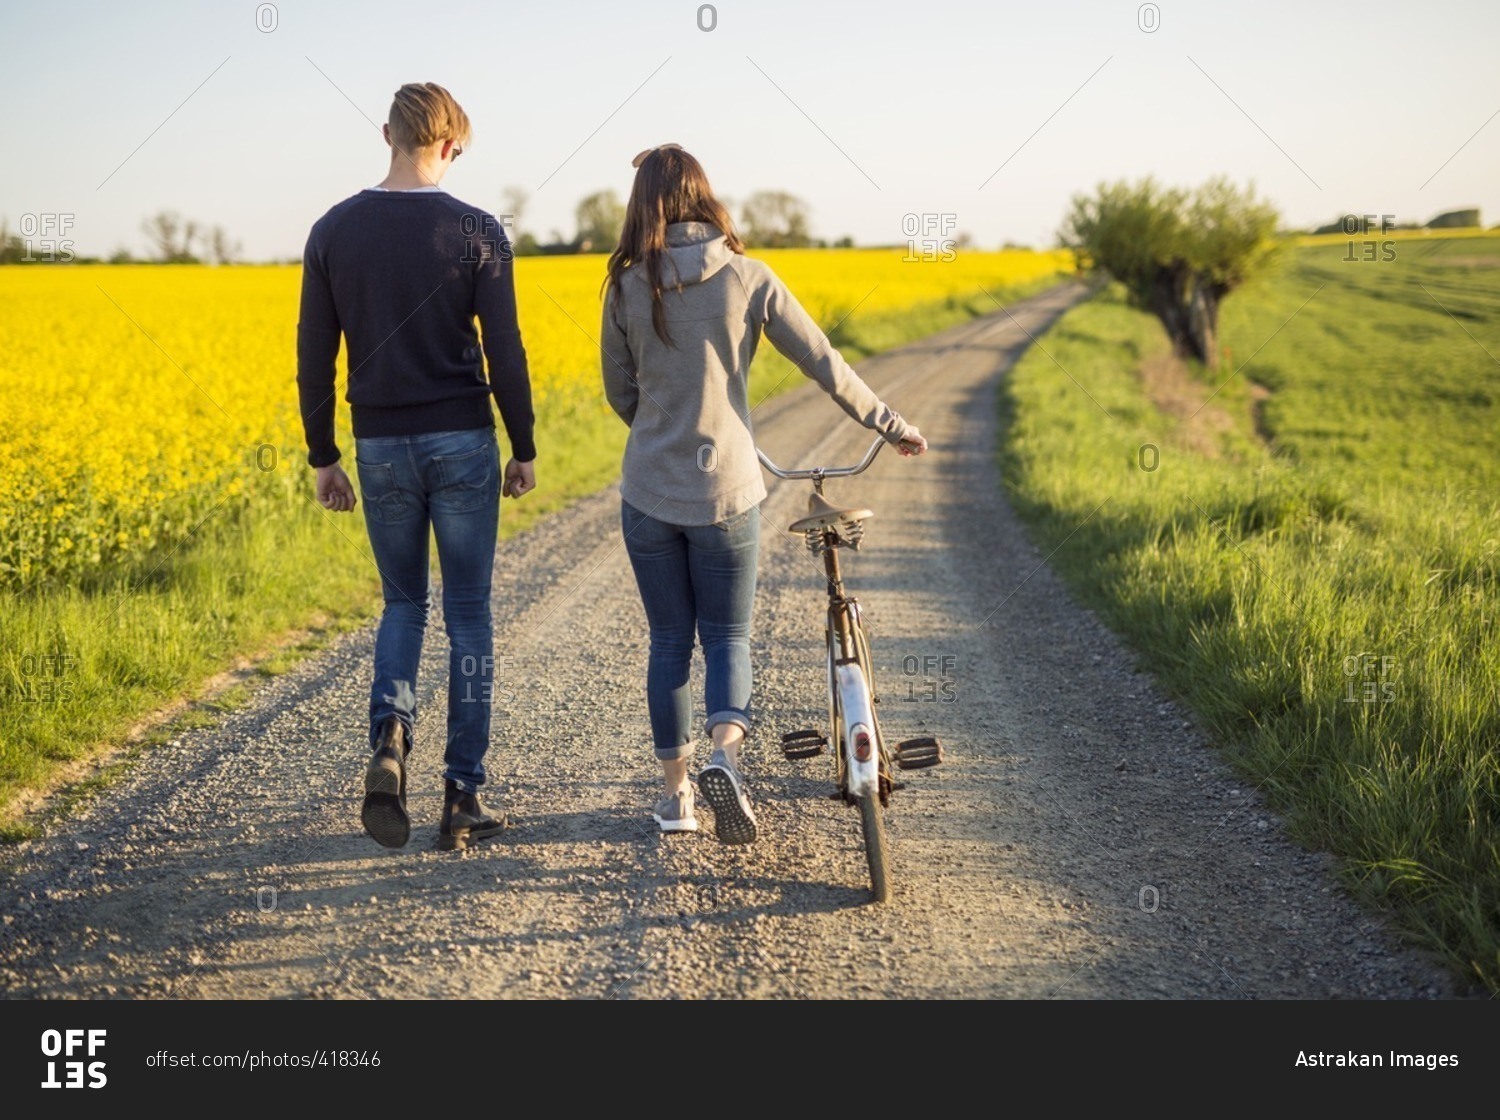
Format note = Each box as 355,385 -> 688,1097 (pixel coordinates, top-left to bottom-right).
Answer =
836,606 -> 893,902
858,791 -> 891,903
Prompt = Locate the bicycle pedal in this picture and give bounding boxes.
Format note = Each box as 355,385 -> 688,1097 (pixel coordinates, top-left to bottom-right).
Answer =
781,729 -> 827,759
896,735 -> 944,769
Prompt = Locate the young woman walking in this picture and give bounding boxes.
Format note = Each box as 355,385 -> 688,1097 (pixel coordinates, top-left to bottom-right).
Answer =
601,144 -> 926,843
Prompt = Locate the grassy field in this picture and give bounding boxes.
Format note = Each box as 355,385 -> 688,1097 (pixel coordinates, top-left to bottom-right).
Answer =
1001,235 -> 1500,991
0,248 -> 1071,831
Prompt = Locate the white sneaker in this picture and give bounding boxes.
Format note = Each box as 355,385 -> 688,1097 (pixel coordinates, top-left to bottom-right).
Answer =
653,787 -> 699,833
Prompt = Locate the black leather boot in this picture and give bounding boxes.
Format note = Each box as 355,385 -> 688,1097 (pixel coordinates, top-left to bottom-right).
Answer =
361,717 -> 411,848
437,779 -> 507,851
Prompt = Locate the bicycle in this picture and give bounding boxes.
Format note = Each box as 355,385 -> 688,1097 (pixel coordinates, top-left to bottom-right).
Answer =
757,436 -> 943,903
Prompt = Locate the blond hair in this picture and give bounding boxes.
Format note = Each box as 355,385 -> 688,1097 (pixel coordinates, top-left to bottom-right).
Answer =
387,82 -> 472,152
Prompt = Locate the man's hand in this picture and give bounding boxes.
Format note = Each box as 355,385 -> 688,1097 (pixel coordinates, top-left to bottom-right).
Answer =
503,458 -> 536,499
315,464 -> 357,512
897,427 -> 928,457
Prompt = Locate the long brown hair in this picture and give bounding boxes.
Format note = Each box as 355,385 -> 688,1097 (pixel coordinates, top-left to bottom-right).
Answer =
604,145 -> 744,344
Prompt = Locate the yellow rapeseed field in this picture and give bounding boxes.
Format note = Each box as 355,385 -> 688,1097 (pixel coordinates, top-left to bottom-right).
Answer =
0,248 -> 1070,587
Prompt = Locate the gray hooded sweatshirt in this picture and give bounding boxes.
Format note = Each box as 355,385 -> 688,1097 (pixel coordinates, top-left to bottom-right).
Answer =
601,221 -> 913,526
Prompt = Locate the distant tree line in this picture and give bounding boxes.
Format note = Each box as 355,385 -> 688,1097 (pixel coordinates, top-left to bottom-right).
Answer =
136,212 -> 241,263
2,186 -> 864,264
501,186 -> 855,256
0,186 -> 920,266
0,210 -> 243,264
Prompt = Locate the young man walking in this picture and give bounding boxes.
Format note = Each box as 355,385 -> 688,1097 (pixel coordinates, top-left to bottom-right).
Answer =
297,82 -> 536,851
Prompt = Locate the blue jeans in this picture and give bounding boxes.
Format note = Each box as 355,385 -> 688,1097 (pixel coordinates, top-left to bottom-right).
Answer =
354,428 -> 500,791
621,501 -> 760,760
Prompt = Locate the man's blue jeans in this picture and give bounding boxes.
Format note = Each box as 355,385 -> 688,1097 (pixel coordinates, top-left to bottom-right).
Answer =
354,428 -> 499,791
621,501 -> 760,760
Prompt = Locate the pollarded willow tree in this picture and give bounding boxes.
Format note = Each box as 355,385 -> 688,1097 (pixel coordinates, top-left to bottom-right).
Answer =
1062,177 -> 1280,370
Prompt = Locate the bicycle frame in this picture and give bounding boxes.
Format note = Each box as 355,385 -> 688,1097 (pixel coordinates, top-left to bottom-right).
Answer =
760,438 -> 890,802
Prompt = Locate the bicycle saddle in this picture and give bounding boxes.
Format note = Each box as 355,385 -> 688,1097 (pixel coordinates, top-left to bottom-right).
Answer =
789,491 -> 874,533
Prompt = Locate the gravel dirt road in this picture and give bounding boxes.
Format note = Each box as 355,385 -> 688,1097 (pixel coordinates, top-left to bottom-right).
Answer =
0,283 -> 1462,999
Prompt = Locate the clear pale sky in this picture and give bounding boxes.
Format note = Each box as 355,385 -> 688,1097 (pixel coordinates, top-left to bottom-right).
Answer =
2,0 -> 1496,259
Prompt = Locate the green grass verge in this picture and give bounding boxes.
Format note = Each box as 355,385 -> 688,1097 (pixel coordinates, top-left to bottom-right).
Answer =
1000,237 -> 1500,992
0,272 -> 1065,832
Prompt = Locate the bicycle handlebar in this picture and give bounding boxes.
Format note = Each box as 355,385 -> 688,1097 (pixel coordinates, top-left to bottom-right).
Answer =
756,436 -> 886,481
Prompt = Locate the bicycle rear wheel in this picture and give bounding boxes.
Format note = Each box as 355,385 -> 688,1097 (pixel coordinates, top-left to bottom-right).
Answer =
850,608 -> 892,902
858,792 -> 890,903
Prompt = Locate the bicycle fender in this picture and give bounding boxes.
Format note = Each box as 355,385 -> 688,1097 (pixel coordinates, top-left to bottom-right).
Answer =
836,662 -> 880,799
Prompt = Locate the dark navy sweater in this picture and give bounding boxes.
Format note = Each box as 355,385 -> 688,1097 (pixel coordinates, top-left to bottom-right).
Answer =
296,189 -> 535,467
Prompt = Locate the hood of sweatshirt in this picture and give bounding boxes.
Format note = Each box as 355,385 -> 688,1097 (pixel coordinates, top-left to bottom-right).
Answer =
662,221 -> 734,286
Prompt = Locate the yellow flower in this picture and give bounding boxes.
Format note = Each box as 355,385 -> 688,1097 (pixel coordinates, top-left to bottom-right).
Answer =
1,252 -> 1070,586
